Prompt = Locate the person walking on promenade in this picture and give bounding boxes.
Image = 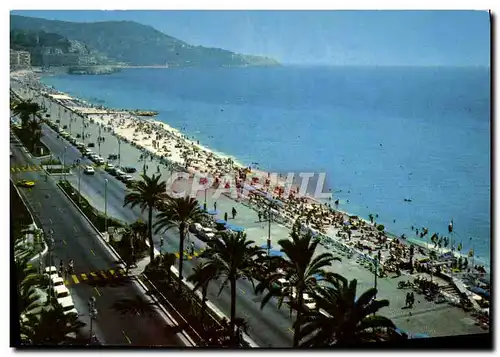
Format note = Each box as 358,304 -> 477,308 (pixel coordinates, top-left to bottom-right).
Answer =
258,211 -> 262,222
232,207 -> 237,219
224,212 -> 228,222
405,292 -> 410,308
214,202 -> 217,211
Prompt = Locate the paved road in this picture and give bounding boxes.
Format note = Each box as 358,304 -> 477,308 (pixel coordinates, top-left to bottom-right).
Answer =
10,132 -> 188,347
24,98 -> 296,348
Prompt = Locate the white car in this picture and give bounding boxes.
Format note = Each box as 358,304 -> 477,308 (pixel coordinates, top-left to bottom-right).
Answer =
53,285 -> 71,299
105,163 -> 115,171
57,296 -> 78,316
96,157 -> 105,165
51,276 -> 65,288
44,266 -> 59,280
84,166 -> 95,175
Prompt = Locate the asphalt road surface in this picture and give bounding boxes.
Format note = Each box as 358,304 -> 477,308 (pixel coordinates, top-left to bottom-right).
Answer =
11,131 -> 188,347
28,105 -> 296,347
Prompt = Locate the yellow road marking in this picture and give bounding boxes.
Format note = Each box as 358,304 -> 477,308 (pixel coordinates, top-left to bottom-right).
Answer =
194,252 -> 199,257
90,249 -> 96,256
64,279 -> 69,285
100,271 -> 107,279
90,272 -> 99,279
118,269 -> 126,275
109,269 -> 115,276
16,168 -> 21,172
62,240 -> 67,246
81,273 -> 88,281
94,287 -> 101,297
71,275 -> 80,284
240,288 -> 246,295
73,227 -> 77,233
175,252 -> 180,258
287,327 -> 294,333
187,256 -> 193,260
122,330 -> 132,344
11,168 -> 15,172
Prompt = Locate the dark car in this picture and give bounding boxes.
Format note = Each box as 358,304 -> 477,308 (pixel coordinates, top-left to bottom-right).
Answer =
108,154 -> 118,160
87,143 -> 95,148
123,167 -> 137,173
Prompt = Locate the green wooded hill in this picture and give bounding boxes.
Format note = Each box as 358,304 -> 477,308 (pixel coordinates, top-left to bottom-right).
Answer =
10,14 -> 280,67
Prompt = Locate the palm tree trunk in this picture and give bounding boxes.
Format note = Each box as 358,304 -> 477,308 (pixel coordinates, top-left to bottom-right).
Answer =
201,284 -> 208,322
293,291 -> 304,347
178,222 -> 186,291
230,276 -> 237,346
148,207 -> 155,262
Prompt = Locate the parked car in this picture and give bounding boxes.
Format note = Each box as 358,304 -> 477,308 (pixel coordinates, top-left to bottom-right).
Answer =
105,163 -> 115,172
96,157 -> 105,165
44,266 -> 59,280
51,276 -> 65,288
53,285 -> 71,299
87,142 -> 95,148
123,167 -> 137,173
84,166 -> 95,175
108,154 -> 118,160
57,296 -> 78,316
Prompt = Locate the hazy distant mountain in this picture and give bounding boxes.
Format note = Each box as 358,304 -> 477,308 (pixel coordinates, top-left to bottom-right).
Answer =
10,14 -> 280,67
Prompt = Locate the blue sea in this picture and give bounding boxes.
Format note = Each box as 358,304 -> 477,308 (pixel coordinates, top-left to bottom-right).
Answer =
40,66 -> 491,264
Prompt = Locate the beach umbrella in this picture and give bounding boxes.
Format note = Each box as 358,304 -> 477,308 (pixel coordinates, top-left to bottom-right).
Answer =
269,249 -> 285,257
215,219 -> 227,225
260,243 -> 273,250
394,328 -> 407,336
411,333 -> 430,339
206,209 -> 218,215
226,224 -> 245,232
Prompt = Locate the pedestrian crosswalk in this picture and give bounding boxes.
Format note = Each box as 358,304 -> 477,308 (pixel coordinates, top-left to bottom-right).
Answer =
10,165 -> 44,173
64,268 -> 128,286
173,248 -> 206,260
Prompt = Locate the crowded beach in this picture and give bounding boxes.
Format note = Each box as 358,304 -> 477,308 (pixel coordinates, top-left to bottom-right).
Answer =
10,71 -> 490,327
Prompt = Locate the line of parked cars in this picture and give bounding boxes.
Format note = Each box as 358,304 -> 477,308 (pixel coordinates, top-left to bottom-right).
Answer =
44,266 -> 79,317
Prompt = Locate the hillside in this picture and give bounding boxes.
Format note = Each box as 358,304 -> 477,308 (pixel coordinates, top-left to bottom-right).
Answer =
10,15 -> 280,67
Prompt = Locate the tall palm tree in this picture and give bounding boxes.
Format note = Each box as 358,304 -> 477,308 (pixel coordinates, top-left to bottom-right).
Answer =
20,303 -> 84,345
12,99 -> 44,129
187,261 -> 219,321
119,220 -> 149,269
26,117 -> 43,153
255,222 -> 340,347
298,277 -> 395,347
124,173 -> 168,262
200,231 -> 262,344
154,196 -> 204,287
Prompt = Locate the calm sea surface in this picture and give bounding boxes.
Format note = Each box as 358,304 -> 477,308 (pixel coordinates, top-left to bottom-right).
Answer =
40,66 -> 491,264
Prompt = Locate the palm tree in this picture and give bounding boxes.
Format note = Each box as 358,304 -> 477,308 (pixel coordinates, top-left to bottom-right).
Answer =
119,220 -> 149,270
20,303 -> 84,345
26,117 -> 43,153
298,277 -> 395,347
124,173 -> 168,262
154,196 -> 204,288
200,231 -> 262,344
11,99 -> 44,128
145,252 -> 177,284
187,261 -> 219,321
255,222 -> 340,347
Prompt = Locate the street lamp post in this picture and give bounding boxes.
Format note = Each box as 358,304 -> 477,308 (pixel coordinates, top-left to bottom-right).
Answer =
374,250 -> 381,298
46,231 -> 55,304
76,158 -> 82,205
104,179 -> 108,233
61,145 -> 68,181
81,115 -> 85,144
98,125 -> 102,157
117,137 -> 121,168
88,297 -> 98,345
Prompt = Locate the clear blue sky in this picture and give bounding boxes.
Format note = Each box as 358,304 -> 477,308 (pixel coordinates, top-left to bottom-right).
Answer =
11,10 -> 490,66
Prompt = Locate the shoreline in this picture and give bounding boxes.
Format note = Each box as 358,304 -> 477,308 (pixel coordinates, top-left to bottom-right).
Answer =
11,70 -> 490,271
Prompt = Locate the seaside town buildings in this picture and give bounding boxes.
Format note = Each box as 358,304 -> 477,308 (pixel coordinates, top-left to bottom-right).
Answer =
10,49 -> 31,68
